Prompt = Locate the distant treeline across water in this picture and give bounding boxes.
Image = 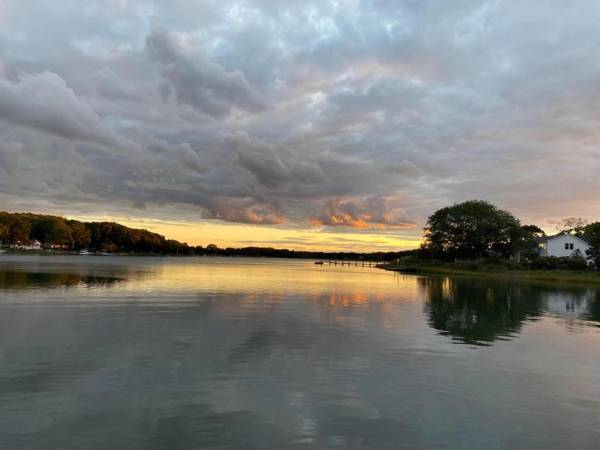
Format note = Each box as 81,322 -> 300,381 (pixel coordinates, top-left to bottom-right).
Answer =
0,211 -> 413,260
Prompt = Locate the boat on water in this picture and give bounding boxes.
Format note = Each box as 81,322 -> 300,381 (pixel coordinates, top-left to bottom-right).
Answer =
314,261 -> 324,265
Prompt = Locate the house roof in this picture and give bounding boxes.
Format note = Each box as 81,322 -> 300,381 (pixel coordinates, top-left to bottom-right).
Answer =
539,231 -> 590,244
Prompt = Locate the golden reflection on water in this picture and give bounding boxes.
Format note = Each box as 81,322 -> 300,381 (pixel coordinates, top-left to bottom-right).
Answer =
2,256 -> 600,449
2,256 -> 600,343
138,260 -> 427,334
138,259 -> 412,296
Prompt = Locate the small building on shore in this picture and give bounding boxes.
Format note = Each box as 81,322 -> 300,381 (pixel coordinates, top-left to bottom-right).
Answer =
47,243 -> 71,250
539,233 -> 591,260
10,240 -> 42,250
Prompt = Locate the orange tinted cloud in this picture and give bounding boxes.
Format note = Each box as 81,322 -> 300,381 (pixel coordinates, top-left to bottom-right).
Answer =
309,197 -> 417,229
72,214 -> 423,252
205,201 -> 286,225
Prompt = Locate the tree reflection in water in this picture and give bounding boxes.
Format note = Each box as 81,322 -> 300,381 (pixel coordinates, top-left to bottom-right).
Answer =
419,276 -> 600,345
0,271 -> 122,290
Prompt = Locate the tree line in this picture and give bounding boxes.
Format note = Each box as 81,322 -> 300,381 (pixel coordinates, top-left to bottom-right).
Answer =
421,200 -> 600,268
0,212 -> 195,255
0,211 -> 412,260
6,203 -> 595,265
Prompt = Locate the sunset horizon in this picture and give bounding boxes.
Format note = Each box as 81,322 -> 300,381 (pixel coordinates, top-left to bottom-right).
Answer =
0,204 -> 587,253
2,1 -> 600,252
3,3 -> 600,448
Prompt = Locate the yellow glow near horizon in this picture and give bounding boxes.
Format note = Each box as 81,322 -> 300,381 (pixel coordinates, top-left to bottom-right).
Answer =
68,214 -> 423,252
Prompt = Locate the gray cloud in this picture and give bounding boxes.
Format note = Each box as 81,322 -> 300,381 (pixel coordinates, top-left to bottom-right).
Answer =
1,0 -> 600,235
231,133 -> 325,189
0,71 -> 118,146
145,27 -> 266,118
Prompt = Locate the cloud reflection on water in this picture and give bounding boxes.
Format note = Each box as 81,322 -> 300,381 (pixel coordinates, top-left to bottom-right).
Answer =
2,257 -> 600,448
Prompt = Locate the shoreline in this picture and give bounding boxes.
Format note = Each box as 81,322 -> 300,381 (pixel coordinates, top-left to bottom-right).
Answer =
4,251 -> 600,285
380,264 -> 600,285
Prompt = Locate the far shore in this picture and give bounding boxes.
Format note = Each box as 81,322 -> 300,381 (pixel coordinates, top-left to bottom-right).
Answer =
5,250 -> 600,285
0,249 -> 166,257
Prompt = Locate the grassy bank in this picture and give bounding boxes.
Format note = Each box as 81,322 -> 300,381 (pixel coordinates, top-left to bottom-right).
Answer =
381,263 -> 600,284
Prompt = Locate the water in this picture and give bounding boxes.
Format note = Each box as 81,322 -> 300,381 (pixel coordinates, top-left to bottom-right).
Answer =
1,255 -> 599,449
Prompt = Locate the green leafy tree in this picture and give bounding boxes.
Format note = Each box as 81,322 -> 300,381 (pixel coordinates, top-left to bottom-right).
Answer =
0,223 -> 8,245
584,222 -> 600,269
48,220 -> 73,247
30,215 -> 74,247
30,216 -> 56,242
518,224 -> 546,260
69,221 -> 91,250
8,217 -> 31,244
423,200 -> 522,260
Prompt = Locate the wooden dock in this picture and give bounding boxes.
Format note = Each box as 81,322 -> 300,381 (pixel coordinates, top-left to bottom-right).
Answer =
315,260 -> 380,268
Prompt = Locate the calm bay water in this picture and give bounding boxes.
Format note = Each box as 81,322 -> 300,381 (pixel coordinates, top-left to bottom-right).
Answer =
1,255 -> 599,449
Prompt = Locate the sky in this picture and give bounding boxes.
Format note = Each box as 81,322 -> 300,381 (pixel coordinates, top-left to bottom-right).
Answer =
0,0 -> 599,251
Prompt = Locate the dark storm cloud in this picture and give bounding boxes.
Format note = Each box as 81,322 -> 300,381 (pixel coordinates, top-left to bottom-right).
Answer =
1,0 -> 600,230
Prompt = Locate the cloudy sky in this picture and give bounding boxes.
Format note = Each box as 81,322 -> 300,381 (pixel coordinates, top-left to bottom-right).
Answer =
1,0 -> 599,251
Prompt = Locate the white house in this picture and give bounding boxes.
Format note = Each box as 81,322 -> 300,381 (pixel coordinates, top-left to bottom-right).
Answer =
11,240 -> 42,250
539,233 -> 591,260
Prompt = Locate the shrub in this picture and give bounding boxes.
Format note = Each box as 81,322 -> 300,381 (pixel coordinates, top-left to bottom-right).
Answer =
450,258 -> 521,272
528,256 -> 589,271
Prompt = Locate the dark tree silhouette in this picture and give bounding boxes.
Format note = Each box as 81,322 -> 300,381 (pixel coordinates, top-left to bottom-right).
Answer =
423,200 -> 522,260
584,222 -> 600,268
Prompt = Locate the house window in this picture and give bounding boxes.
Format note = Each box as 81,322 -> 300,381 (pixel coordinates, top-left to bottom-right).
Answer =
565,243 -> 574,250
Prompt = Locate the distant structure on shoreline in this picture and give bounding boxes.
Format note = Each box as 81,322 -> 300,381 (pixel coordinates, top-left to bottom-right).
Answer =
539,233 -> 592,261
10,240 -> 42,251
